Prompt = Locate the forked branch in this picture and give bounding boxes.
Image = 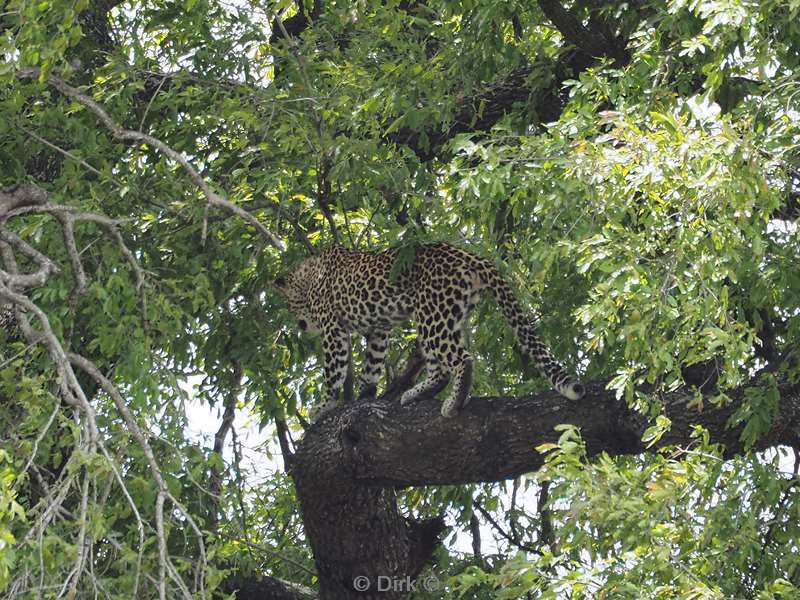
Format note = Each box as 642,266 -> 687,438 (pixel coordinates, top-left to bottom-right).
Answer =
16,68 -> 285,250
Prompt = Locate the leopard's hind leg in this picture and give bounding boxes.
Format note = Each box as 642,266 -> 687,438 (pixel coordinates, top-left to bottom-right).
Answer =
424,283 -> 477,417
400,359 -> 449,405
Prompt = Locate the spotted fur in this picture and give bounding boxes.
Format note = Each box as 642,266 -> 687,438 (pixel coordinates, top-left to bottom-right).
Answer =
275,243 -> 584,421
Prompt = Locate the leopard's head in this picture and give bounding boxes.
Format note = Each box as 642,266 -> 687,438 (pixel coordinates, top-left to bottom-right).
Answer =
274,255 -> 323,334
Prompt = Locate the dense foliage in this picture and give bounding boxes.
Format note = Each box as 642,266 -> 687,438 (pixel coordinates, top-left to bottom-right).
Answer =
1,0 -> 799,597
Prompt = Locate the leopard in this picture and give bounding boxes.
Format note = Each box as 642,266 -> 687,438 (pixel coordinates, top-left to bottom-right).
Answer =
274,242 -> 584,422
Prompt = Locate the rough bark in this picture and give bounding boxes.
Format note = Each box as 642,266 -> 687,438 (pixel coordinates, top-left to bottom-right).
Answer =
289,378 -> 800,599
222,574 -> 319,600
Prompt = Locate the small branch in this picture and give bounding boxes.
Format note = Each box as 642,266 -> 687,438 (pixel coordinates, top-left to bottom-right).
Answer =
537,480 -> 554,549
508,477 -> 529,549
275,418 -> 295,470
139,72 -> 168,131
469,512 -> 483,564
2,196 -> 149,322
221,536 -> 317,578
343,347 -> 355,403
230,425 -> 251,543
379,342 -> 425,400
16,123 -> 121,185
316,155 -> 340,244
95,442 -> 147,597
270,13 -> 340,246
0,282 -> 97,433
755,308 -> 780,370
473,500 -> 541,555
265,202 -> 315,254
0,230 -> 60,290
156,491 -> 168,600
58,215 -> 89,305
16,68 -> 285,251
19,400 -> 61,479
209,361 -> 243,531
60,464 -> 92,598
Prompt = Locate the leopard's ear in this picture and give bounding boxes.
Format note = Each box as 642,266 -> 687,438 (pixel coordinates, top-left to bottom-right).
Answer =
274,275 -> 287,287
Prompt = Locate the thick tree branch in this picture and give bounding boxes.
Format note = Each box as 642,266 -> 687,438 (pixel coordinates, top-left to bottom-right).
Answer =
291,376 -> 799,598
305,380 -> 799,488
0,184 -> 48,213
537,0 -> 628,65
269,0 -> 323,44
222,573 -> 318,600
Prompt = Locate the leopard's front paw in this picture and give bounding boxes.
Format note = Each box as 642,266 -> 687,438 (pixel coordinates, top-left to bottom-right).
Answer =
400,389 -> 420,406
309,400 -> 338,424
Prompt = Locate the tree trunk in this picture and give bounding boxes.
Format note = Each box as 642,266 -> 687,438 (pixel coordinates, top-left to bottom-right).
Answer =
291,401 -> 446,599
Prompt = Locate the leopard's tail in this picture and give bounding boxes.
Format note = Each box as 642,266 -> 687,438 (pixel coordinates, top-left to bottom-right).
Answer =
478,262 -> 584,401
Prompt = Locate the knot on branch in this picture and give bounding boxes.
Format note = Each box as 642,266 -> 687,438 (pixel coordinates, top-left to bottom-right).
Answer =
0,184 -> 48,217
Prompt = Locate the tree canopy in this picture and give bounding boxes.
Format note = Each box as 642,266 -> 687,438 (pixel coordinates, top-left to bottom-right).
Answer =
1,0 -> 799,598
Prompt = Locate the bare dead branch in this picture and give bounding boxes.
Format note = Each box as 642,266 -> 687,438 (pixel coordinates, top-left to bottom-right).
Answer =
0,230 -> 60,289
156,491 -> 168,600
0,282 -> 96,429
16,68 -> 285,251
2,195 -> 149,324
60,464 -> 92,598
58,215 -> 89,303
67,351 -> 208,600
